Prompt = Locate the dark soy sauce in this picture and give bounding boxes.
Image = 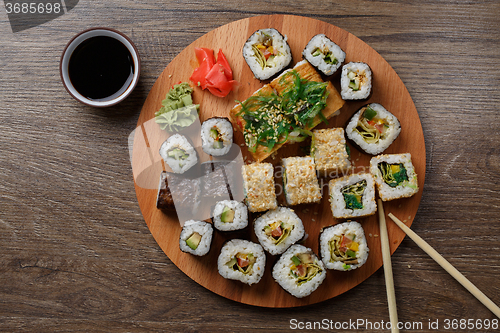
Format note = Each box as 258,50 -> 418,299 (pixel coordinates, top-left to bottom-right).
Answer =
68,36 -> 135,101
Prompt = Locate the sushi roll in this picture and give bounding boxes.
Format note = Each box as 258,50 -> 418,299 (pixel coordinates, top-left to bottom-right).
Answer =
302,34 -> 345,76
242,28 -> 292,81
201,117 -> 233,156
340,62 -> 372,100
159,134 -> 198,174
272,244 -> 326,298
346,103 -> 401,155
329,173 -> 377,219
254,207 -> 305,255
319,221 -> 369,271
217,239 -> 266,285
179,220 -> 213,256
370,153 -> 419,201
157,171 -> 202,216
242,162 -> 277,213
281,156 -> 322,206
156,171 -> 175,211
212,200 -> 248,232
311,128 -> 351,178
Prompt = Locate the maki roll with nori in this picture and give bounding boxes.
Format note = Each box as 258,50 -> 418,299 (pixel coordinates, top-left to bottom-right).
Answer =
243,28 -> 292,80
329,173 -> 377,219
340,62 -> 372,100
319,221 -> 369,271
159,134 -> 198,174
217,239 -> 266,285
179,220 -> 213,256
370,153 -> 419,201
156,171 -> 202,216
272,244 -> 326,298
346,103 -> 401,155
302,34 -> 345,76
212,200 -> 248,232
201,117 -> 233,156
254,207 -> 305,255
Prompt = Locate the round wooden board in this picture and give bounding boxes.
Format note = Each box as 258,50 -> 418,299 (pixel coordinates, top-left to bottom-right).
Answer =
131,15 -> 426,308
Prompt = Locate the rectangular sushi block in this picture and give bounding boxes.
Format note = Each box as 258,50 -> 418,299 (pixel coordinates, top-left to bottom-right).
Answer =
272,244 -> 326,298
370,153 -> 419,201
242,162 -> 277,213
311,128 -> 351,177
281,156 -> 322,206
179,220 -> 213,256
329,173 -> 377,219
217,239 -> 266,285
156,171 -> 201,216
230,61 -> 344,163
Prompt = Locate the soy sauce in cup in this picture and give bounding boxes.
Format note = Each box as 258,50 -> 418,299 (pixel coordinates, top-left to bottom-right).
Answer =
60,28 -> 140,107
69,36 -> 134,101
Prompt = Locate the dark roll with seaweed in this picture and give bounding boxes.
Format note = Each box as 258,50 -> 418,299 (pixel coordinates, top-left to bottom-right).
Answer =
242,28 -> 292,80
302,34 -> 345,76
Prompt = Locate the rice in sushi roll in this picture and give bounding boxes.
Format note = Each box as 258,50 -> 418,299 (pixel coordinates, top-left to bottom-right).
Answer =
370,153 -> 419,201
272,244 -> 326,298
212,200 -> 248,232
346,103 -> 401,155
311,128 -> 351,178
329,173 -> 377,219
242,162 -> 277,213
243,28 -> 292,81
179,220 -> 213,256
201,117 -> 233,156
281,156 -> 322,206
217,239 -> 266,285
159,134 -> 198,174
340,62 -> 372,100
302,34 -> 345,76
254,207 -> 305,255
319,221 -> 369,271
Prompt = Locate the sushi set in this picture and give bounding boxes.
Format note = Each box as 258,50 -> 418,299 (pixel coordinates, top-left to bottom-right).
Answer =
131,15 -> 426,307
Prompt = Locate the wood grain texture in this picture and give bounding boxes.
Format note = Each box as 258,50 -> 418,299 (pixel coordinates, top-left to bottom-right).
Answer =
0,0 -> 499,331
133,14 -> 425,307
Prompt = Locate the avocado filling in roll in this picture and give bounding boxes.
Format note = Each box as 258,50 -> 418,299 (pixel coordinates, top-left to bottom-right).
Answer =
226,252 -> 256,275
311,47 -> 338,65
378,162 -> 409,187
341,180 -> 367,210
329,233 -> 360,268
263,221 -> 294,246
354,106 -> 390,144
185,232 -> 202,250
289,253 -> 323,285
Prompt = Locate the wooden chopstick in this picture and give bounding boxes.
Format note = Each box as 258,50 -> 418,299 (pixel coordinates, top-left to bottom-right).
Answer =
388,213 -> 500,319
378,200 -> 400,333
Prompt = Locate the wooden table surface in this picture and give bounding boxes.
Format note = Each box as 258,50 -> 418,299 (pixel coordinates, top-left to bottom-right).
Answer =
1,1 -> 499,332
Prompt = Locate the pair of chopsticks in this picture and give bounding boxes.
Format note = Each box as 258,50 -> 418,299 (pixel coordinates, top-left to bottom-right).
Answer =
377,199 -> 500,333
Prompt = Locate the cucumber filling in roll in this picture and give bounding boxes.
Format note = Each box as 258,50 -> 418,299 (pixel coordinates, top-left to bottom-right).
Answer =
347,69 -> 368,91
341,180 -> 366,210
263,221 -> 294,246
209,126 -> 224,149
166,147 -> 190,166
226,252 -> 256,275
289,253 -> 323,286
329,233 -> 360,270
354,105 -> 390,144
311,47 -> 338,65
378,162 -> 409,187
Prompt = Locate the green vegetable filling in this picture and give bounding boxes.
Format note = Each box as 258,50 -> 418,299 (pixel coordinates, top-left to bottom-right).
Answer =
341,180 -> 366,210
289,253 -> 323,285
311,48 -> 338,65
378,162 -> 408,187
237,70 -> 329,153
